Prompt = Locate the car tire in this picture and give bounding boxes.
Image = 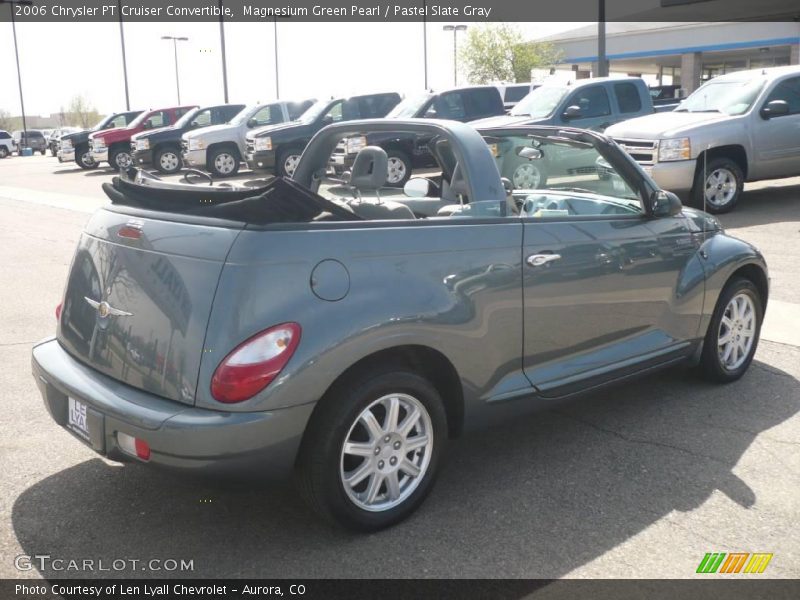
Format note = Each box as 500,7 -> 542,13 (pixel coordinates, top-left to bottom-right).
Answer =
277,146 -> 304,178
208,146 -> 240,178
505,159 -> 548,190
691,157 -> 743,214
297,366 -> 447,531
0,147 -> 8,159
75,146 -> 97,170
699,276 -> 763,383
385,149 -> 412,187
155,146 -> 183,175
110,147 -> 133,171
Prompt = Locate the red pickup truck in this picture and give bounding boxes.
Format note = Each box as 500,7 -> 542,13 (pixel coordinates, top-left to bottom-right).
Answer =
89,105 -> 196,170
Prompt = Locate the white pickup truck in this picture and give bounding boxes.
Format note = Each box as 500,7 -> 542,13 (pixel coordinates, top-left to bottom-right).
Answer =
607,66 -> 800,213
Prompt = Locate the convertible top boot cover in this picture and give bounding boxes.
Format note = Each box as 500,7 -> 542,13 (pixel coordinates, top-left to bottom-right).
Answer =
101,168 -> 360,224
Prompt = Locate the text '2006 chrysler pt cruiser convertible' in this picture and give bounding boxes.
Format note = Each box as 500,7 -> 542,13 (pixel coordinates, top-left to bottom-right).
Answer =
32,119 -> 768,531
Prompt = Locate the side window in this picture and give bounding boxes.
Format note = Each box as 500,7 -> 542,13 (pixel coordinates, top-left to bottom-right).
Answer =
568,86 -> 611,118
287,101 -> 313,120
368,94 -> 400,117
193,109 -> 212,126
325,101 -> 345,122
250,106 -> 278,126
764,77 -> 800,115
614,82 -> 642,114
425,92 -> 466,120
504,85 -> 530,104
145,112 -> 167,128
0,131 -> 11,139
467,89 -> 502,118
174,107 -> 192,120
219,106 -> 242,123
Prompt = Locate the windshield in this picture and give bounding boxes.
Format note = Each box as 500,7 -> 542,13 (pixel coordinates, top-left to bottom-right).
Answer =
92,115 -> 115,131
230,105 -> 259,126
297,99 -> 332,124
173,107 -> 201,128
387,93 -> 433,118
677,78 -> 766,115
510,86 -> 569,118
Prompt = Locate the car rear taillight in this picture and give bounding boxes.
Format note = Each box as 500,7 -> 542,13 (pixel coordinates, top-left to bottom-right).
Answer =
211,323 -> 301,403
55,302 -> 63,320
117,432 -> 151,461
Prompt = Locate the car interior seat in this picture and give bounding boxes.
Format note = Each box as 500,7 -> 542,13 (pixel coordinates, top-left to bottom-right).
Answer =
346,146 -> 415,220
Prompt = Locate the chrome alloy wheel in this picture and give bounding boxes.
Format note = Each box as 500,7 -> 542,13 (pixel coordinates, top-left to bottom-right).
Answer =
340,393 -> 433,512
718,293 -> 756,371
513,163 -> 542,189
283,154 -> 301,177
386,157 -> 408,184
214,152 -> 236,175
159,151 -> 180,172
115,152 -> 132,169
704,167 -> 736,207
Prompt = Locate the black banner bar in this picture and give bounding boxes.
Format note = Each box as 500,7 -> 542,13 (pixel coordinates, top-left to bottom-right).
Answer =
1,0 -> 799,22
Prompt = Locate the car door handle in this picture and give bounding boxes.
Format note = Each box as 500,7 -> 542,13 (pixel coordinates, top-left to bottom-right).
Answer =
527,253 -> 562,267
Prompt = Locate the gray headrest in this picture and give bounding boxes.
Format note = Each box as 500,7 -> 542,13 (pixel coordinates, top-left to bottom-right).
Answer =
351,146 -> 388,191
450,163 -> 469,197
348,200 -> 415,220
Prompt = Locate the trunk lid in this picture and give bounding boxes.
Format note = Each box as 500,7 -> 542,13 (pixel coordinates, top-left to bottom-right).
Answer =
57,209 -> 242,405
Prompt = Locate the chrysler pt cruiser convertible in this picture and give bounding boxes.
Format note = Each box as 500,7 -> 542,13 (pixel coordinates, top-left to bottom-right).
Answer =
32,119 -> 768,531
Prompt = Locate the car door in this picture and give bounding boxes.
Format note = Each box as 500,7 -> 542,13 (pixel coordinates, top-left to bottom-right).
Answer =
611,81 -> 645,126
518,143 -> 702,396
560,84 -> 614,131
752,75 -> 800,179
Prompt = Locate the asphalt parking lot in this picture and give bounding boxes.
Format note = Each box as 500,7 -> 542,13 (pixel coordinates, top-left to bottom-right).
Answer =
0,154 -> 798,579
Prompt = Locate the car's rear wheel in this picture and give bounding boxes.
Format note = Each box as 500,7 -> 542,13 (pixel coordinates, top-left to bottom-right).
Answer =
155,146 -> 182,174
699,277 -> 763,383
297,367 -> 447,531
209,146 -> 240,177
110,147 -> 133,171
692,157 -> 743,214
0,147 -> 8,159
76,146 -> 97,169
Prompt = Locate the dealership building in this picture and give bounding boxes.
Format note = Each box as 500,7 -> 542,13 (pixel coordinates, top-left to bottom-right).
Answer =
545,22 -> 800,93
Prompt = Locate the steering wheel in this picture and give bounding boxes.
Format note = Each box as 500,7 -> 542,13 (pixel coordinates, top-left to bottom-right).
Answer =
183,169 -> 214,186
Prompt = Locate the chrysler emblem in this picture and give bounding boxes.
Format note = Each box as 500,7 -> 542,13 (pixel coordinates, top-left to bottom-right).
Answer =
84,297 -> 133,318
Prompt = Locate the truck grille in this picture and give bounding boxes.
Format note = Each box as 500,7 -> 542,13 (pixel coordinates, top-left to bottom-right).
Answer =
245,139 -> 255,155
613,138 -> 657,166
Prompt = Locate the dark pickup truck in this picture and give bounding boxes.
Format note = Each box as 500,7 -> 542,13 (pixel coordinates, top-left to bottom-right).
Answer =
131,104 -> 245,174
59,111 -> 143,169
331,85 -> 505,186
245,92 -> 401,177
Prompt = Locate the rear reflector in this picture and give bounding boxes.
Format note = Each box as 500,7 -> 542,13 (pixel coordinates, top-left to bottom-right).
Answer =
117,225 -> 142,240
117,432 -> 151,461
211,322 -> 301,403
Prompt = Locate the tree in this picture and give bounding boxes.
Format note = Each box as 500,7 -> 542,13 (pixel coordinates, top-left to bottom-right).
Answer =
64,95 -> 100,129
459,24 -> 562,84
0,109 -> 14,131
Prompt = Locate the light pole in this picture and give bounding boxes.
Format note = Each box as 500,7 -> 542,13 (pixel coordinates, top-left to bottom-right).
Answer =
422,0 -> 428,89
161,36 -> 189,104
597,0 -> 608,77
2,0 -> 31,143
118,0 -> 130,110
443,25 -> 467,87
219,0 -> 229,102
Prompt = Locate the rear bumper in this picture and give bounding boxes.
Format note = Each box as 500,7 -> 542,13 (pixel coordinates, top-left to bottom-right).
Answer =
31,338 -> 314,480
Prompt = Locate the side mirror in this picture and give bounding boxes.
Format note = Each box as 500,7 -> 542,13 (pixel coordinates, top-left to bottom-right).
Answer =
404,178 -> 430,198
562,105 -> 582,120
246,118 -> 258,128
516,146 -> 543,160
189,121 -> 200,129
760,100 -> 789,119
651,190 -> 682,217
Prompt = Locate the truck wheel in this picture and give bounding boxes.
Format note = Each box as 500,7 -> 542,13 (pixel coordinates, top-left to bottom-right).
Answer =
76,146 -> 97,170
155,146 -> 182,174
699,277 -> 763,383
277,147 -> 303,178
0,147 -> 8,159
209,146 -> 240,177
297,367 -> 447,531
110,147 -> 133,171
509,161 -> 547,190
386,150 -> 412,187
692,157 -> 743,214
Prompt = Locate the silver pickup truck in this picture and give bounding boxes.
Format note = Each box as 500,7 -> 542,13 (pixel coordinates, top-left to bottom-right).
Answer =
33,119 -> 768,531
607,65 -> 800,213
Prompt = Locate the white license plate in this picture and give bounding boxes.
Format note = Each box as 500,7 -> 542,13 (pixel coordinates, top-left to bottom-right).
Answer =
68,397 -> 90,439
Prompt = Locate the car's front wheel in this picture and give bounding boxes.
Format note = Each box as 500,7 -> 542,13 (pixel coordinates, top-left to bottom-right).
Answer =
277,147 -> 304,178
386,150 -> 412,187
0,146 -> 8,159
155,146 -> 182,174
297,367 -> 447,531
76,146 -> 97,170
692,157 -> 743,214
110,147 -> 133,171
700,276 -> 763,383
209,146 -> 240,177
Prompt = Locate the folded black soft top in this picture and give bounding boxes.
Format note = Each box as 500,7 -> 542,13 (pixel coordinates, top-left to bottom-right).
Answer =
102,169 -> 361,223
